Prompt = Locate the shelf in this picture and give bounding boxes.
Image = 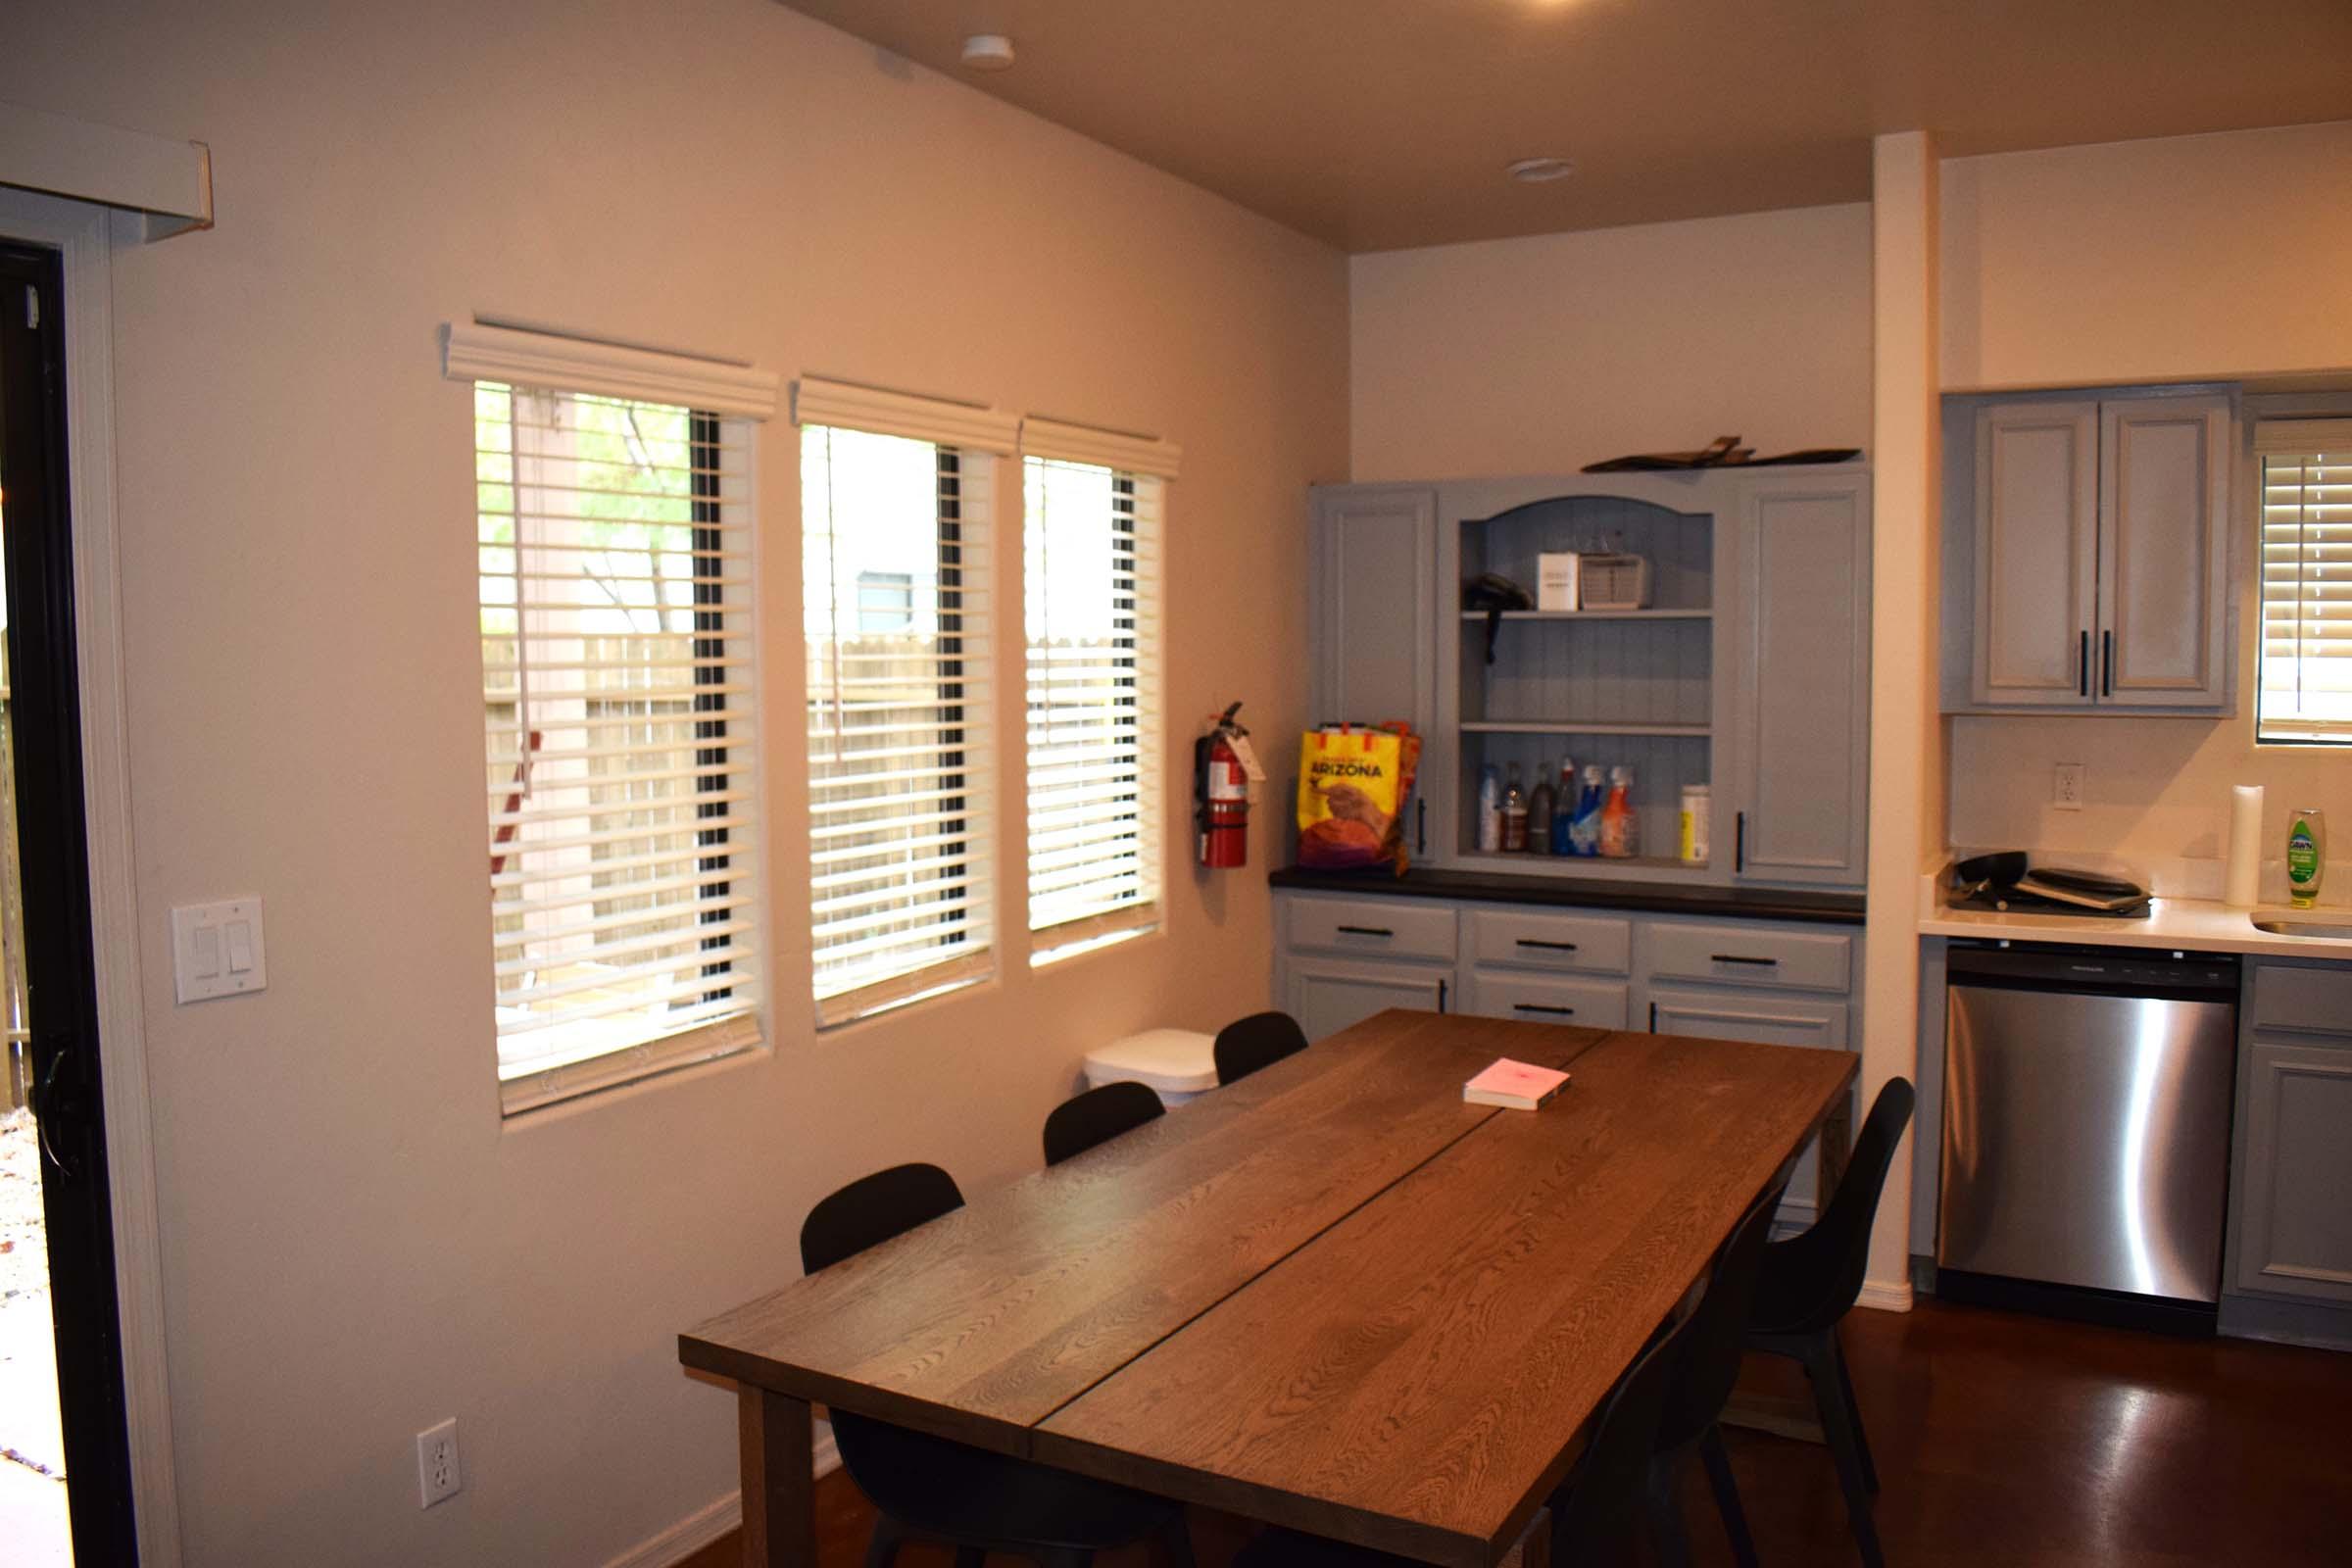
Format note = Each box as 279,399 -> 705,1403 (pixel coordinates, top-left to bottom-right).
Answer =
1461,720 -> 1710,738
1458,609 -> 1712,622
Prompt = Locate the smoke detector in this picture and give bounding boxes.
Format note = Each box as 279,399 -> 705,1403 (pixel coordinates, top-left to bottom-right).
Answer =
961,34 -> 1016,72
1506,157 -> 1578,184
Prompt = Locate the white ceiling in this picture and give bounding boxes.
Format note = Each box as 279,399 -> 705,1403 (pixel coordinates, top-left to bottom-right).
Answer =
778,0 -> 2352,252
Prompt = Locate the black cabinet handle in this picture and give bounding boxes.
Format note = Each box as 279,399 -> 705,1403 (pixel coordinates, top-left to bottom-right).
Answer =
2079,630 -> 2089,697
1436,978 -> 1448,1013
1513,1003 -> 1576,1016
1648,1001 -> 1659,1032
1709,954 -> 1780,967
1415,799 -> 1426,855
1734,812 -> 1746,875
2102,630 -> 2114,697
1515,939 -> 1579,952
1336,924 -> 1394,937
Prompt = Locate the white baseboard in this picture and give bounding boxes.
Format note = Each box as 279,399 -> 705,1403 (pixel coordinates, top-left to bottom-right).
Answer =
602,1424 -> 840,1568
1856,1278 -> 1916,1312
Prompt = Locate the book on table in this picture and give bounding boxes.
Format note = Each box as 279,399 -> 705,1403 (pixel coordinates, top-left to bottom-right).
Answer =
1463,1057 -> 1571,1110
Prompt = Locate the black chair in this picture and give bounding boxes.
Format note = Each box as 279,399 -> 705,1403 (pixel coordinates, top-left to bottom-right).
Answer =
1212,1010 -> 1308,1086
1231,1294 -> 1697,1568
1646,1183 -> 1787,1568
802,1163 -> 1195,1568
1043,1080 -> 1166,1166
1743,1077 -> 1917,1568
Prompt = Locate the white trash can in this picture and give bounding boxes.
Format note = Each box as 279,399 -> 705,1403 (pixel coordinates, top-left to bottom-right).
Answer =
1082,1027 -> 1219,1108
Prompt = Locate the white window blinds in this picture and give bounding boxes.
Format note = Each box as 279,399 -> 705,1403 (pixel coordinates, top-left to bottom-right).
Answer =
2258,419 -> 2352,743
1022,422 -> 1173,950
800,380 -> 1013,1024
471,376 -> 764,1114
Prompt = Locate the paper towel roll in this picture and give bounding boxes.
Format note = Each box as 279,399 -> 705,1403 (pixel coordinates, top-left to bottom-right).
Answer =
2226,784 -> 2265,907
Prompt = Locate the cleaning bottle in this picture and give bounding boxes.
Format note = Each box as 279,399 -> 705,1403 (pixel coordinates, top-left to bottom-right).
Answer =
1476,764 -> 1501,854
1599,765 -> 1638,858
1569,764 -> 1605,856
1501,761 -> 1529,853
2287,807 -> 2328,908
1550,759 -> 1578,856
1526,764 -> 1555,854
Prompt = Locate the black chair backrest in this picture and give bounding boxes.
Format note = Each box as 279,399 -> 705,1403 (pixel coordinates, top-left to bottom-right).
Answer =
1044,1080 -> 1166,1165
800,1162 -> 964,1274
1213,1010 -> 1309,1086
1547,1302 -> 1700,1553
1800,1077 -> 1917,1329
1655,1181 -> 1787,1451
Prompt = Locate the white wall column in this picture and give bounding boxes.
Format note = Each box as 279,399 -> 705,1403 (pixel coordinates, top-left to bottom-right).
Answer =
1859,130 -> 1940,1309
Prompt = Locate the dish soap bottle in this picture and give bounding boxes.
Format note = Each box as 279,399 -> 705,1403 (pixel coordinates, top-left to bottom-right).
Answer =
1476,764 -> 1501,853
2287,808 -> 2328,908
1550,759 -> 1578,856
1598,765 -> 1638,858
1569,764 -> 1606,857
1501,761 -> 1529,853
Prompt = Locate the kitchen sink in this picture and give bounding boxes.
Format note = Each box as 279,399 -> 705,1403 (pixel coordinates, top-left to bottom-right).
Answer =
2250,915 -> 2352,939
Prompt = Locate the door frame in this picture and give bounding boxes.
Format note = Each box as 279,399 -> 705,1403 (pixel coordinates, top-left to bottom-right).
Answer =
0,184 -> 181,1568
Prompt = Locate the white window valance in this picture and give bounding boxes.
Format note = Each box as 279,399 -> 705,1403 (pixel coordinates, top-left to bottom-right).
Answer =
1021,416 -> 1181,479
442,321 -> 779,420
794,375 -> 1019,456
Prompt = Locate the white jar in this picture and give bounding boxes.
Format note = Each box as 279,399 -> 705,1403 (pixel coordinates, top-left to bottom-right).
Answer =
1679,784 -> 1711,865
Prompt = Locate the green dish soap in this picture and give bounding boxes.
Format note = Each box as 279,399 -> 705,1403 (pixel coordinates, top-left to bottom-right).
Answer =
2286,808 -> 2328,908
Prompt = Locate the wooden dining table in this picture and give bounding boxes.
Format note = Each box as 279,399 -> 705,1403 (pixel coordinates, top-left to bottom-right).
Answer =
679,1010 -> 1857,1567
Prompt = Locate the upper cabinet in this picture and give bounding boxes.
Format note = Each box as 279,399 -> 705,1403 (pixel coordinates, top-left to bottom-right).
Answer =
1735,475 -> 1872,886
1307,466 -> 1870,890
1953,389 -> 2233,713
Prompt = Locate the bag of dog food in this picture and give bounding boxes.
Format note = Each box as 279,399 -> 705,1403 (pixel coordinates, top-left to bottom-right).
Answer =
1296,723 -> 1420,873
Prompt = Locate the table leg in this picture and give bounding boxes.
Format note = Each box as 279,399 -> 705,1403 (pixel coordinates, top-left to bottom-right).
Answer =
738,1386 -> 814,1568
1502,1504 -> 1552,1568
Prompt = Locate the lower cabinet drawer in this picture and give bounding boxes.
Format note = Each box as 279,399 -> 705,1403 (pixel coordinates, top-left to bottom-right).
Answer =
2248,961 -> 2352,1039
1644,921 -> 1852,993
1466,907 -> 1633,975
1285,896 -> 1457,962
1463,970 -> 1630,1030
1643,987 -> 1848,1050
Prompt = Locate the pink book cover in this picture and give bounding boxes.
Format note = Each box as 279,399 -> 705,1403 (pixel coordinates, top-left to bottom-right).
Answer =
1463,1056 -> 1571,1108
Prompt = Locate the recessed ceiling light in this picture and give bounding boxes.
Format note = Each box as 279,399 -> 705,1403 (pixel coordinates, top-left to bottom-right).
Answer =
961,33 -> 1016,72
1506,157 -> 1577,184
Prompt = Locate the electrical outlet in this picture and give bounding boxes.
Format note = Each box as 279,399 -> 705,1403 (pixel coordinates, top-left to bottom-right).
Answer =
2053,763 -> 2085,811
416,1418 -> 462,1508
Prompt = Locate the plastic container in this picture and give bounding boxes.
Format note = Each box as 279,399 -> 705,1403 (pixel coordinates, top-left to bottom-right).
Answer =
1598,765 -> 1637,858
1549,760 -> 1577,856
1679,784 -> 1711,865
1568,765 -> 1605,857
1501,761 -> 1529,853
1082,1028 -> 1218,1107
1476,764 -> 1501,853
2287,808 -> 2328,908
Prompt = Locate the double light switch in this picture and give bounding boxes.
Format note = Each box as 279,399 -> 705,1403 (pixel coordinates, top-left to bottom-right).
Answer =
171,897 -> 267,1003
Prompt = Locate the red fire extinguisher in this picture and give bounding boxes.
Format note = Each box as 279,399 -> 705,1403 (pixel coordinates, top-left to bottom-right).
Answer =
1195,702 -> 1258,868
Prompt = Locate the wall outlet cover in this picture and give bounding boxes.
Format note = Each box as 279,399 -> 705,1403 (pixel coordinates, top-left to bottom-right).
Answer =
417,1417 -> 461,1509
2053,763 -> 2085,811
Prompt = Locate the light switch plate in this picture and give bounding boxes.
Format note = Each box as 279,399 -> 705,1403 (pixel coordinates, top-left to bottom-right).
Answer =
171,897 -> 267,1003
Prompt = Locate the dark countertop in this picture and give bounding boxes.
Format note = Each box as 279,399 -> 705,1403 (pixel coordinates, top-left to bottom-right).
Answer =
1268,865 -> 1867,926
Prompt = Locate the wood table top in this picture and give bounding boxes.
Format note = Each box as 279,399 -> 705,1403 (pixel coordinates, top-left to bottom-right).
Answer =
1033,1030 -> 1856,1565
679,1011 -> 1607,1448
679,1013 -> 1853,1565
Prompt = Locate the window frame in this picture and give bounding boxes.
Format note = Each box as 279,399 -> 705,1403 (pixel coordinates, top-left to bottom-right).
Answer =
445,321 -> 778,1115
795,377 -> 1019,1027
2254,416 -> 2352,748
1019,417 -> 1180,963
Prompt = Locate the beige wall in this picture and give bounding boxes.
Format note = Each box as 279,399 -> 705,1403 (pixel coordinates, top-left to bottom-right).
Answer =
1348,204 -> 1874,480
1940,120 -> 2352,391
1938,123 -> 2352,876
0,3 -> 1347,1563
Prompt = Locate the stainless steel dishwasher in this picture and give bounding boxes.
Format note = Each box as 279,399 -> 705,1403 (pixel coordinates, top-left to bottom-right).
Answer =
1937,941 -> 2237,1333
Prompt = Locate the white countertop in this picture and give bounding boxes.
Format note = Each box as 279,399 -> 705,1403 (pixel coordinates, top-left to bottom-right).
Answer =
1920,897 -> 2352,960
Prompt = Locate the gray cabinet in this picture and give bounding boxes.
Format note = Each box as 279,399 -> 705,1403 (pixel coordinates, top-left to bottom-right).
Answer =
1286,956 -> 1447,1042
2230,961 -> 2352,1307
1642,985 -> 1849,1218
1734,475 -> 1871,886
1310,485 -> 1437,734
1959,390 -> 2231,712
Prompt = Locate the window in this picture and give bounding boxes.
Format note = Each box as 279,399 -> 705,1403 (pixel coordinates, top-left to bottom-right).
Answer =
448,322 -> 777,1114
2257,419 -> 2352,744
798,378 -> 1016,1024
1021,418 -> 1178,956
